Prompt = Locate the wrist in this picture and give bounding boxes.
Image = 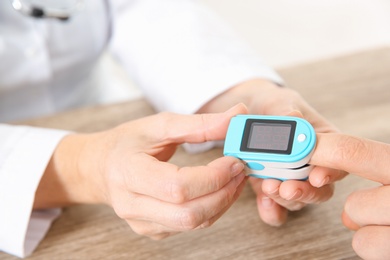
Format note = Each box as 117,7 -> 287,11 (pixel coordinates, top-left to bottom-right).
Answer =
34,133 -> 106,209
77,131 -> 110,205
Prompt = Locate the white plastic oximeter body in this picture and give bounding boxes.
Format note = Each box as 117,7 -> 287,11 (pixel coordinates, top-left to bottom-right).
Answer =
223,115 -> 316,181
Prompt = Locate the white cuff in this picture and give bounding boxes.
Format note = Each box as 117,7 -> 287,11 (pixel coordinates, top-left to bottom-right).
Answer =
0,125 -> 69,257
24,209 -> 62,256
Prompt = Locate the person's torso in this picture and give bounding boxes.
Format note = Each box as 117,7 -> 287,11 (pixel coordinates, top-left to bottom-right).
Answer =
0,0 -> 111,122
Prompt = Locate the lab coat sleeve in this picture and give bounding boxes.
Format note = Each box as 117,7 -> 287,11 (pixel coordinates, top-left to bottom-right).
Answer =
109,0 -> 283,114
0,124 -> 69,258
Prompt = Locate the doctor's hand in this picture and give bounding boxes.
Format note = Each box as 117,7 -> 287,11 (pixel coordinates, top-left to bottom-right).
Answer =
34,104 -> 248,240
198,79 -> 347,226
311,133 -> 390,260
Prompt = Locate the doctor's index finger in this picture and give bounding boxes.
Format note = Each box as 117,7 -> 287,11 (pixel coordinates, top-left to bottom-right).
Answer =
153,103 -> 248,144
310,133 -> 390,184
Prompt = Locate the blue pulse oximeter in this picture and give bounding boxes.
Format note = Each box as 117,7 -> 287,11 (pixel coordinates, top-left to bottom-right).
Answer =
223,115 -> 316,181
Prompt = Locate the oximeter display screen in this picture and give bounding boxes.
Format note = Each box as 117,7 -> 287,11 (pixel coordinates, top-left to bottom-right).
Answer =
241,119 -> 296,154
248,123 -> 291,150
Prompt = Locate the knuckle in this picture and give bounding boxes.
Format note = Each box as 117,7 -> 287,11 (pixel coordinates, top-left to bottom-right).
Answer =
112,194 -> 139,220
113,204 -> 136,220
198,113 -> 209,141
129,223 -> 150,237
332,136 -> 369,167
193,166 -> 224,193
174,208 -> 202,230
166,180 -> 188,203
133,228 -> 149,237
154,112 -> 175,140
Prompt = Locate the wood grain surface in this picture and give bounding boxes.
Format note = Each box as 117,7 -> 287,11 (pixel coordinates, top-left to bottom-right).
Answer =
2,47 -> 390,260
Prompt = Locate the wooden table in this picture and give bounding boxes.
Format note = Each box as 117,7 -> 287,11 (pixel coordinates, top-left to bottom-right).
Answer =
2,48 -> 390,259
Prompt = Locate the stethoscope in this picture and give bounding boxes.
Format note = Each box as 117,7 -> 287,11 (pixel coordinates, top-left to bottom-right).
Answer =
9,0 -> 113,53
10,0 -> 84,21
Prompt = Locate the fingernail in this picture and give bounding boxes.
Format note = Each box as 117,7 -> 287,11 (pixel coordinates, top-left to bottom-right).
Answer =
225,103 -> 247,114
315,176 -> 330,187
231,162 -> 245,177
261,196 -> 274,208
286,189 -> 303,201
266,187 -> 280,196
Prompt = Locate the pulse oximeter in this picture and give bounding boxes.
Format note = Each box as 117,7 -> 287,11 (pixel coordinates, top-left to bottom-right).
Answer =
223,115 -> 316,181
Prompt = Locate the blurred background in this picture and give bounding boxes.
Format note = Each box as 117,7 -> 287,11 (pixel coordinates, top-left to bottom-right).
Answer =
94,0 -> 390,104
200,0 -> 390,68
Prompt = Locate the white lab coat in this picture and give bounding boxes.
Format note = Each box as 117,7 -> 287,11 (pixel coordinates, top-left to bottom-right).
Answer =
0,0 -> 282,257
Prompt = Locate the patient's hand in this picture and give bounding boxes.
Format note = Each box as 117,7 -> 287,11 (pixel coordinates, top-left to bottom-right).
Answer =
198,78 -> 347,226
311,133 -> 390,260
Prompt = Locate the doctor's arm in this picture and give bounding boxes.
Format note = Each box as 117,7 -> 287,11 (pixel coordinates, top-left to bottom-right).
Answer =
0,105 -> 247,258
34,105 -> 247,239
310,133 -> 390,260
